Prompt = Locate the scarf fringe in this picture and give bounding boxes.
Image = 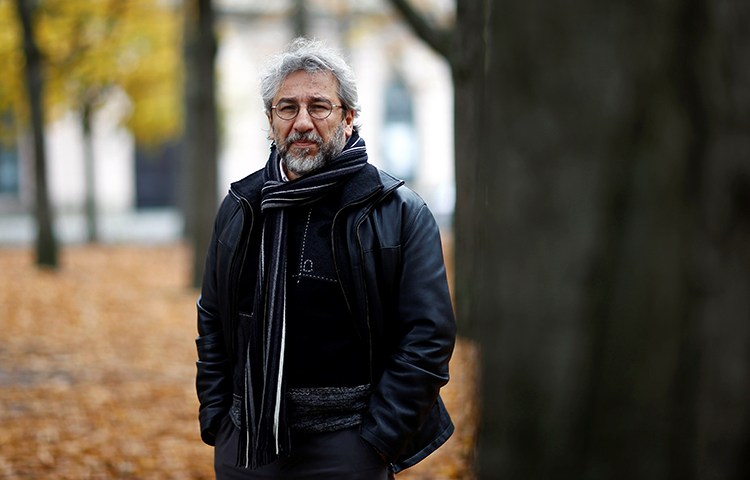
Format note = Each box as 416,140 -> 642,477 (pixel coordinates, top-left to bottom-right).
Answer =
236,418 -> 291,469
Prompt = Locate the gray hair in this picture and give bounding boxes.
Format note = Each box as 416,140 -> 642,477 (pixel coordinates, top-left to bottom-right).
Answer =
260,38 -> 361,124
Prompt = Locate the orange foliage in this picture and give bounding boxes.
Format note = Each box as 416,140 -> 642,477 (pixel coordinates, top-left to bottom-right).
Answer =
0,245 -> 476,479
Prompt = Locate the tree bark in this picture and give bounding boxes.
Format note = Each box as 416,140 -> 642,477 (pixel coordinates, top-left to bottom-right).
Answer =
393,0 -> 750,479
15,0 -> 58,268
475,0 -> 750,479
183,0 -> 219,288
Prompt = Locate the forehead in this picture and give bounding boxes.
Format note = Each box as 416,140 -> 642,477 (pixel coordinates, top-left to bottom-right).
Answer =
274,70 -> 339,102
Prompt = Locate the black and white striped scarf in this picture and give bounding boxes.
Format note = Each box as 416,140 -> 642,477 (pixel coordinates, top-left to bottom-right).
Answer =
238,131 -> 369,469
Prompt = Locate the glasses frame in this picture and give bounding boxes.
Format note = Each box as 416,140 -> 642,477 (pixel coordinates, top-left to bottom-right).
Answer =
270,99 -> 343,121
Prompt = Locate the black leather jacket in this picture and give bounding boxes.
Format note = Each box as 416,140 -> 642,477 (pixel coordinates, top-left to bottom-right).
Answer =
195,163 -> 456,473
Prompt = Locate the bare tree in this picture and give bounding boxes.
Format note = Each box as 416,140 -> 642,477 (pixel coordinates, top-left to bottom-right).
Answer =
15,0 -> 58,268
183,0 -> 219,288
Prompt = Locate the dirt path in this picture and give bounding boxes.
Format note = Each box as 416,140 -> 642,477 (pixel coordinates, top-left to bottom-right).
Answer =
0,245 -> 476,479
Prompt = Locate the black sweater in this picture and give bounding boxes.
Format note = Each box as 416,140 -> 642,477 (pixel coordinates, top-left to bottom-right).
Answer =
284,194 -> 369,388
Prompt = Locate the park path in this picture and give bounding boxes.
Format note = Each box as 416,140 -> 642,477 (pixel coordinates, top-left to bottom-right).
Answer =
0,245 -> 476,479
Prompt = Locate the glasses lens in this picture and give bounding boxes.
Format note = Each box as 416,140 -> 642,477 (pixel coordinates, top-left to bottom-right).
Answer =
274,101 -> 335,120
308,101 -> 333,120
275,102 -> 299,120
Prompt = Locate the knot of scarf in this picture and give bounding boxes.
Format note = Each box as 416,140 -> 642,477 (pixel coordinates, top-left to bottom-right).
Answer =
237,132 -> 369,469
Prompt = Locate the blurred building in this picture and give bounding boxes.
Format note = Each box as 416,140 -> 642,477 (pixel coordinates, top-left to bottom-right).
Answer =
0,0 -> 454,244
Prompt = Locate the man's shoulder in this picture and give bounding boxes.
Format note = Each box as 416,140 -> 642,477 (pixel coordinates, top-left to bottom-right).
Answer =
231,169 -> 265,194
212,169 -> 265,223
225,168 -> 265,206
375,168 -> 426,210
376,168 -> 402,191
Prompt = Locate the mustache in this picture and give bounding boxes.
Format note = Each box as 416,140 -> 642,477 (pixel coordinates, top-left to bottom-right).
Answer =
285,131 -> 322,148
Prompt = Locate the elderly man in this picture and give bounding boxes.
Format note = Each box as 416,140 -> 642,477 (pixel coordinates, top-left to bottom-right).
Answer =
195,38 -> 456,479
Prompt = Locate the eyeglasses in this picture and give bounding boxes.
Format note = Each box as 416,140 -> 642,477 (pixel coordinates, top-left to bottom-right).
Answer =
271,99 -> 343,121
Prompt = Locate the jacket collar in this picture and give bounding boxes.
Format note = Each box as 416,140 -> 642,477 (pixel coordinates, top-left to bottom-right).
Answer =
229,169 -> 265,206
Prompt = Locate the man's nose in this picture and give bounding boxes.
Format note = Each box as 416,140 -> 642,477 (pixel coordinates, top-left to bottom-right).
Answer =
293,107 -> 314,132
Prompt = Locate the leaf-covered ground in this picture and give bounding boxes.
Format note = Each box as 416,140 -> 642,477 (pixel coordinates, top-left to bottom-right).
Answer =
0,245 -> 477,479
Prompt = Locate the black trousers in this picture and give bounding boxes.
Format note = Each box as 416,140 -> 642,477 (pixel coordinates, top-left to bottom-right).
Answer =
214,415 -> 394,479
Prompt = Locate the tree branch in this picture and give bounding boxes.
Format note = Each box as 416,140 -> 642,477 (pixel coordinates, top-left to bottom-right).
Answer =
388,0 -> 453,62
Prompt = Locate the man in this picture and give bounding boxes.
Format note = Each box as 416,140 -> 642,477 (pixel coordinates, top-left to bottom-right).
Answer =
195,38 -> 456,479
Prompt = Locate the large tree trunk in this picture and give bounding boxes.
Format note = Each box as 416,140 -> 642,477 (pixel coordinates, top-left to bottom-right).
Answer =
15,0 -> 58,268
183,0 -> 219,288
391,0 -> 750,478
473,0 -> 750,479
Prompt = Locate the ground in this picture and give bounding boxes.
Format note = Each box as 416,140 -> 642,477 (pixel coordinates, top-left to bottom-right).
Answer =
0,244 -> 477,479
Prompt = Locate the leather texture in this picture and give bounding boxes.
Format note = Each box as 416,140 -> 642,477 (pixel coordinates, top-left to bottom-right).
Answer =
195,164 -> 456,473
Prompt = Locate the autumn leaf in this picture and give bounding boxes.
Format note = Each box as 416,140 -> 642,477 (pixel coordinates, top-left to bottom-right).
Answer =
0,245 -> 477,479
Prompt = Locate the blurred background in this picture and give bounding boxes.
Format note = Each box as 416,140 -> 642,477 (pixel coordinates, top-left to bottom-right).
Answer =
0,0 -> 454,247
2,0 -> 750,479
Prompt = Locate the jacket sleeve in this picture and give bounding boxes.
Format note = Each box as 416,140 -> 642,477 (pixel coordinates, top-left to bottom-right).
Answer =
360,199 -> 457,462
195,204 -> 233,446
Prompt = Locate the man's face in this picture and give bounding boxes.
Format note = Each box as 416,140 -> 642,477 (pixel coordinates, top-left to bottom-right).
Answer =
268,70 -> 355,180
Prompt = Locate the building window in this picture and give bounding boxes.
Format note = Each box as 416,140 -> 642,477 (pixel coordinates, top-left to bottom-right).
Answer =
135,140 -> 181,208
381,75 -> 418,182
0,113 -> 19,196
0,146 -> 19,195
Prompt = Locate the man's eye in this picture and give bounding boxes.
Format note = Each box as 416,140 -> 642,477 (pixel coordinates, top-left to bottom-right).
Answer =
309,103 -> 330,114
278,104 -> 298,114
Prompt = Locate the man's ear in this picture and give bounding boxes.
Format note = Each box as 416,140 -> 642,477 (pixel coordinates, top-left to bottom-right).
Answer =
266,111 -> 274,140
343,109 -> 355,138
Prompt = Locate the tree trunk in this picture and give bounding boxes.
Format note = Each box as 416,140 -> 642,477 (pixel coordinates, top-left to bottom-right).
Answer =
388,0 -> 479,338
82,100 -> 98,243
292,0 -> 308,39
474,0 -> 750,479
391,0 -> 750,478
15,0 -> 58,268
450,0 -> 485,341
183,0 -> 219,288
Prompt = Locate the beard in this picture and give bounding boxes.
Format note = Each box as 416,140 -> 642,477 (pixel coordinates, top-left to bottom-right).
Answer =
277,123 -> 347,178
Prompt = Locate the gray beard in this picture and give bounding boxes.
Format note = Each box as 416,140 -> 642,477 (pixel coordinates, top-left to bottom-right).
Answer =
279,124 -> 346,178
